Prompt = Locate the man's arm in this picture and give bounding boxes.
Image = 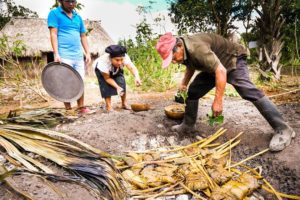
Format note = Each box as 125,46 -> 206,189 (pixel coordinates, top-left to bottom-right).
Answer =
49,28 -> 60,62
180,67 -> 195,91
80,33 -> 91,64
212,64 -> 227,117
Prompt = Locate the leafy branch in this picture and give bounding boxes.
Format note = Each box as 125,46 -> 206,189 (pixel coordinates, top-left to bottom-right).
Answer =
207,111 -> 224,126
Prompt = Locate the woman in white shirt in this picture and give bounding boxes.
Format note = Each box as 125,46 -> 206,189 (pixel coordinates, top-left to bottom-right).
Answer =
94,45 -> 141,112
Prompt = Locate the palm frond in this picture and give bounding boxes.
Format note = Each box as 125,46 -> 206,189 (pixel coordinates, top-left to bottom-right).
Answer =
1,164 -> 36,200
0,125 -> 126,200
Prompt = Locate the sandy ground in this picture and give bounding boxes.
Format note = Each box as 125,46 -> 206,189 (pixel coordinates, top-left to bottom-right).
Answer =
0,75 -> 299,200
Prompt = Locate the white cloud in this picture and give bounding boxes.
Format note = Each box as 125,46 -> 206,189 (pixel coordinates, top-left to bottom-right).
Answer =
13,0 -> 176,42
80,0 -> 141,42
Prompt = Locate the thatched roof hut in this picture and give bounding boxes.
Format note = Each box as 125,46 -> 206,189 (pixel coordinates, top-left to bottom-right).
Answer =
0,17 -> 114,57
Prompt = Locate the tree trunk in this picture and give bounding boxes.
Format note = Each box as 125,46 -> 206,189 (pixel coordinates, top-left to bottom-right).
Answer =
295,17 -> 300,59
256,0 -> 285,80
263,40 -> 284,80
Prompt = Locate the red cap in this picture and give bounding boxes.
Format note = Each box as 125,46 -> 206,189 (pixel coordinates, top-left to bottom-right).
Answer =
155,32 -> 176,68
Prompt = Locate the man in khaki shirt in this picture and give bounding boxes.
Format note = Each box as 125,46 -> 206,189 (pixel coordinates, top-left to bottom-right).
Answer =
156,32 -> 295,152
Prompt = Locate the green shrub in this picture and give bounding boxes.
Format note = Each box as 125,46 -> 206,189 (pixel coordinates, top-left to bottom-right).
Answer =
120,38 -> 179,92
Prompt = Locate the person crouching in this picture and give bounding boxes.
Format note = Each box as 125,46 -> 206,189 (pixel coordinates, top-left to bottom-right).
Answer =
94,45 -> 142,112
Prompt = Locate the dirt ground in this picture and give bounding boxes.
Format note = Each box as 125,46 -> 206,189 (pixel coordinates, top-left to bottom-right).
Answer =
0,75 -> 300,200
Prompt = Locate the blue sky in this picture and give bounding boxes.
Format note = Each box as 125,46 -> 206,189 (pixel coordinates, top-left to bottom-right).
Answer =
106,0 -> 169,11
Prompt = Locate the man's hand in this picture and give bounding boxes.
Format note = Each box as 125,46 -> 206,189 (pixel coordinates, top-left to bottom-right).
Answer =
54,53 -> 61,62
212,99 -> 223,117
213,64 -> 226,117
135,77 -> 142,86
179,84 -> 187,92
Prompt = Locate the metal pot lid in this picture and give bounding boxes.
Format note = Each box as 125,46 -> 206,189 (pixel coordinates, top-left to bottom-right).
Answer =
42,62 -> 84,102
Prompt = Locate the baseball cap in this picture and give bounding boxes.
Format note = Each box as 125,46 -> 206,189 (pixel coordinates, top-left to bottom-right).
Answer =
155,32 -> 177,68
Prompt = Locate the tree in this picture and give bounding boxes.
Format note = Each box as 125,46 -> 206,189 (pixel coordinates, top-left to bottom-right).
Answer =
255,0 -> 286,80
281,0 -> 300,61
236,0 -> 258,45
168,0 -> 256,37
119,5 -> 179,92
0,0 -> 38,29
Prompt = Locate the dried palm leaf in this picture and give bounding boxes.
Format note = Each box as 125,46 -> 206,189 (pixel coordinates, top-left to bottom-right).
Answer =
0,125 -> 126,200
0,164 -> 35,200
1,124 -> 114,158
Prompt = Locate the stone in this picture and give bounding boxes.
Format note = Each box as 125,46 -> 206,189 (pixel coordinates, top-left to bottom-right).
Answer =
157,124 -> 164,129
149,137 -> 160,149
176,194 -> 191,200
180,138 -> 192,146
166,136 -> 177,146
249,192 -> 265,200
156,135 -> 166,145
131,134 -> 148,151
165,196 -> 176,200
195,135 -> 203,141
0,155 -> 6,163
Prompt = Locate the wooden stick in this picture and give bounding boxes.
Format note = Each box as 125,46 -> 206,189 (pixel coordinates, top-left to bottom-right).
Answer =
190,156 -> 217,189
228,139 -> 232,172
132,189 -> 186,199
125,153 -> 200,168
199,128 -> 227,148
262,186 -> 300,200
214,132 -> 243,152
130,183 -> 171,195
145,182 -> 182,200
227,148 -> 269,169
262,179 -> 283,200
217,140 -> 240,155
205,143 -> 220,148
166,128 -> 225,153
269,88 -> 300,98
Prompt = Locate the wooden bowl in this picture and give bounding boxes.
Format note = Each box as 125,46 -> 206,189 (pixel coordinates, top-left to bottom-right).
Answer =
164,104 -> 185,119
131,103 -> 151,112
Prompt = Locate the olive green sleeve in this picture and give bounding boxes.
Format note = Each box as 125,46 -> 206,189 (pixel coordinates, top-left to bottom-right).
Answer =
195,43 -> 221,73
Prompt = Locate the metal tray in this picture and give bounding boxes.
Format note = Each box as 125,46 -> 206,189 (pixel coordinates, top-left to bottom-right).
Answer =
42,62 -> 84,102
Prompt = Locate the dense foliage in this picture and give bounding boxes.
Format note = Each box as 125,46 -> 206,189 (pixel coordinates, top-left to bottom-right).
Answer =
0,0 -> 38,29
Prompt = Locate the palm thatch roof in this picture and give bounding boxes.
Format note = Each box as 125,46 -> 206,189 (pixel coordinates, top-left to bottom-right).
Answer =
0,17 -> 114,57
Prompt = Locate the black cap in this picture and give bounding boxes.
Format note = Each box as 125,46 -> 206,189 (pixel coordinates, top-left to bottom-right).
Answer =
105,45 -> 127,58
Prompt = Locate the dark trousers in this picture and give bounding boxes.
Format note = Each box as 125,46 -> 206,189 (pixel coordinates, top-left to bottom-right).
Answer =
95,68 -> 126,98
188,58 -> 265,102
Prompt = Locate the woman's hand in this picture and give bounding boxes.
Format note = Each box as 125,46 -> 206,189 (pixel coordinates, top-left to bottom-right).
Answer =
117,87 -> 124,96
135,77 -> 142,86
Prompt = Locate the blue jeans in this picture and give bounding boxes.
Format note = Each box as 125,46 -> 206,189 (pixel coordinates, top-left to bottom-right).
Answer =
61,58 -> 85,79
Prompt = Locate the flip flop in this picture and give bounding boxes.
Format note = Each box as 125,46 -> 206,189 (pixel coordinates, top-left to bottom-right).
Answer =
122,105 -> 131,110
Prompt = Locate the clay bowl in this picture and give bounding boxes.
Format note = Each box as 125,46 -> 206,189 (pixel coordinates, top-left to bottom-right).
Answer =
131,103 -> 151,112
164,104 -> 185,119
